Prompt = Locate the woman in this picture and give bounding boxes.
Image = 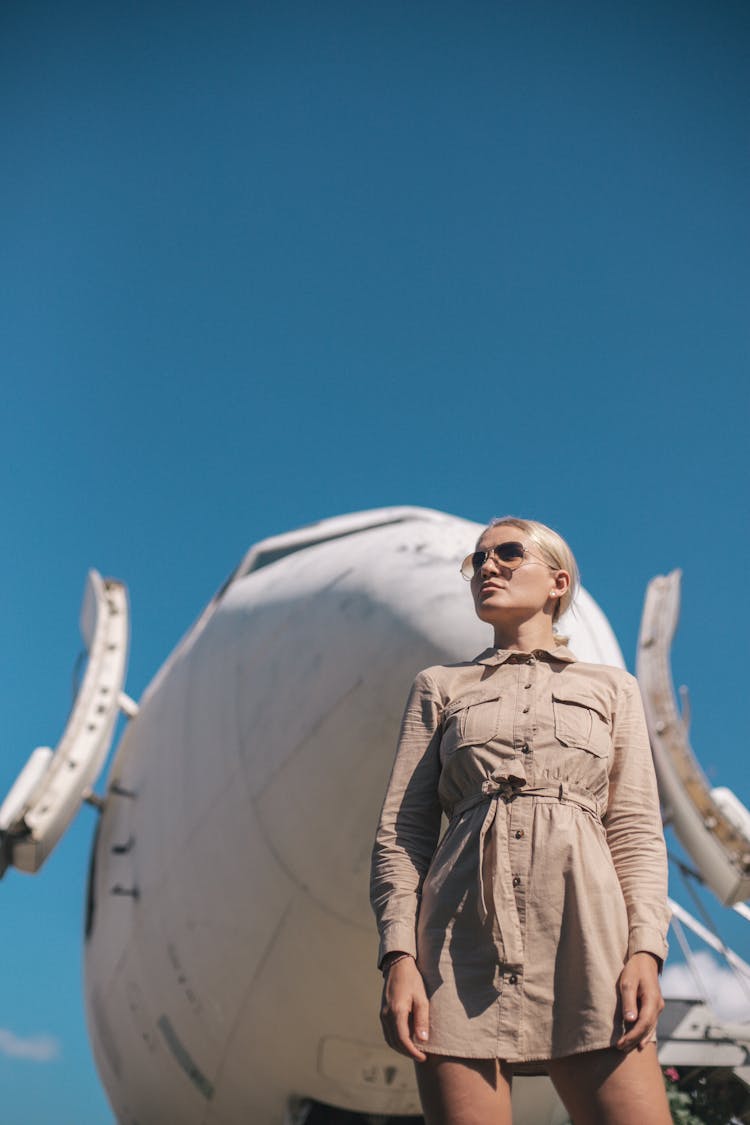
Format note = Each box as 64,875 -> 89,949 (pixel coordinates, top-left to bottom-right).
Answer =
370,516 -> 672,1125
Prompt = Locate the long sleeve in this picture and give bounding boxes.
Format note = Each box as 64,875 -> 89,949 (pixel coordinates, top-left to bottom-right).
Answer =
603,673 -> 671,967
370,670 -> 444,968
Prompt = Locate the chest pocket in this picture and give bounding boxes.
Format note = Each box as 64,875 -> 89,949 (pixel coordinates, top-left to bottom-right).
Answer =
441,692 -> 504,755
552,689 -> 611,758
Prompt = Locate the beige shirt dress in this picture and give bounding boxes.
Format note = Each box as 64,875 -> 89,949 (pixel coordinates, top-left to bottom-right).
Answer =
370,643 -> 670,1067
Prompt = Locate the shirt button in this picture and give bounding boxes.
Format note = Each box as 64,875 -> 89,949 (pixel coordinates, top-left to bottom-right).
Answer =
521,743 -> 530,754
512,876 -> 521,887
522,706 -> 529,713
515,829 -> 524,839
508,974 -> 518,984
524,683 -> 532,689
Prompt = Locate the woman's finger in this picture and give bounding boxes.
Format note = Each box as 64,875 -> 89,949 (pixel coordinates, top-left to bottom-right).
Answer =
619,977 -> 638,1022
617,1014 -> 650,1051
380,991 -> 401,1053
616,993 -> 661,1051
412,990 -> 430,1049
381,992 -> 427,1061
394,1004 -> 427,1062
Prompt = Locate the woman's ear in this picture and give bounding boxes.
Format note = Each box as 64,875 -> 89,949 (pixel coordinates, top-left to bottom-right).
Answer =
551,570 -> 570,598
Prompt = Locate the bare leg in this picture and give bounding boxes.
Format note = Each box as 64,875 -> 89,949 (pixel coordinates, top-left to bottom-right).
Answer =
547,1043 -> 671,1125
415,1055 -> 514,1125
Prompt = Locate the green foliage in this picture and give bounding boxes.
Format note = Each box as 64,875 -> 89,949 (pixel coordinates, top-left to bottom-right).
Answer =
665,1077 -> 705,1125
663,1067 -> 745,1125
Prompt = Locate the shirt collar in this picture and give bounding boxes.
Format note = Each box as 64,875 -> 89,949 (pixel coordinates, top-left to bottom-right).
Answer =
473,643 -> 578,666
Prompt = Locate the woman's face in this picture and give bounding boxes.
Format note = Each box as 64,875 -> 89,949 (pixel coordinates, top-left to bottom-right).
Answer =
469,524 -> 569,629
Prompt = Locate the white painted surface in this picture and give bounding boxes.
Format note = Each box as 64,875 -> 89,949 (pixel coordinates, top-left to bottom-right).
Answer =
1,570 -> 129,875
637,570 -> 750,906
0,747 -> 53,833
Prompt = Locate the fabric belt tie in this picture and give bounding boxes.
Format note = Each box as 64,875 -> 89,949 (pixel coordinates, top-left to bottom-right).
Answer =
449,779 -> 601,964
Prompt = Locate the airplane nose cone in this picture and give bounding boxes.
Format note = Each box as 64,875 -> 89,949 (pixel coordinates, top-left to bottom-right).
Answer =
234,514 -> 488,927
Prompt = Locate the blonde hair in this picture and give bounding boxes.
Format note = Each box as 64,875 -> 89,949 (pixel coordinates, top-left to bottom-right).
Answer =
482,515 -> 580,644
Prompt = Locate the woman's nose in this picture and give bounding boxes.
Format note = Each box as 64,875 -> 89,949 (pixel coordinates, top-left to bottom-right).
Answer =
480,555 -> 506,578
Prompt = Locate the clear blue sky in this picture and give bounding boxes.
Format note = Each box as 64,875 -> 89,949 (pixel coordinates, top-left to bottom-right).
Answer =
1,2 -> 748,1120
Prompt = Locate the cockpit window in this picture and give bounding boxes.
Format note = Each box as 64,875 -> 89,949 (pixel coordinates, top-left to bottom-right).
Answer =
245,523 -> 404,574
210,509 -> 431,608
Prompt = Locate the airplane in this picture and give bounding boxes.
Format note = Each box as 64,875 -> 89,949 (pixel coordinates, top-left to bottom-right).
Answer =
1,506 -> 748,1124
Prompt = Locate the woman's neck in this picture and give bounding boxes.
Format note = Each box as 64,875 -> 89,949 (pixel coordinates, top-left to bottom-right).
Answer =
492,621 -> 558,652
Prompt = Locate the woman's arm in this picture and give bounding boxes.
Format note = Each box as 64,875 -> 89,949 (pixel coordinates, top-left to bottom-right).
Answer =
603,672 -> 670,965
370,670 -> 443,1061
370,669 -> 444,968
604,672 -> 671,1050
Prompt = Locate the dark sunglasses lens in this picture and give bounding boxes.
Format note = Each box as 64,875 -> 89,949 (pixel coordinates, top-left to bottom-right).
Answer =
463,542 -> 527,578
496,542 -> 525,565
470,551 -> 485,573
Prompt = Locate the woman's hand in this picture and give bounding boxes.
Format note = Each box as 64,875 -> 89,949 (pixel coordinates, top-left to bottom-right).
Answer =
380,954 -> 430,1062
616,951 -> 665,1052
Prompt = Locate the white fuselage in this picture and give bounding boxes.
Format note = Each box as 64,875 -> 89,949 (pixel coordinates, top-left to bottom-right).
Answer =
83,508 -> 624,1124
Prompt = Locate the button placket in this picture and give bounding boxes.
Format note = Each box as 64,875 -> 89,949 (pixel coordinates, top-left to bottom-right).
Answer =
497,966 -> 523,1052
496,793 -> 531,1055
516,660 -> 535,759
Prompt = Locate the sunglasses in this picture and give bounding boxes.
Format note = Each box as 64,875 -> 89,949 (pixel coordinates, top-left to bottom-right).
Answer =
460,541 -> 553,581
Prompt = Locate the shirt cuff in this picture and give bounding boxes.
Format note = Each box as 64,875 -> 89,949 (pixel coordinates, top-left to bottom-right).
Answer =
627,926 -> 669,972
377,923 -> 418,970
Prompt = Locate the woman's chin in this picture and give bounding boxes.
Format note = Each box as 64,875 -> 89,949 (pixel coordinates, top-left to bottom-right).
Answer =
474,603 -> 502,626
